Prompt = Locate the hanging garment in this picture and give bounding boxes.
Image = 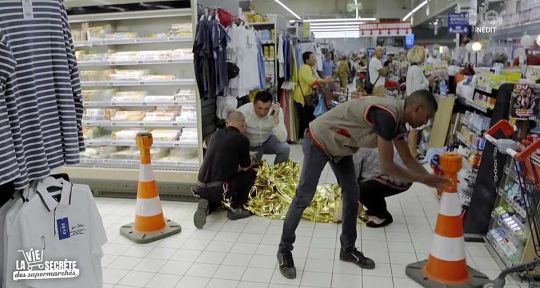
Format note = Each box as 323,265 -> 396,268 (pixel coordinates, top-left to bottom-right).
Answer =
256,37 -> 266,89
4,178 -> 107,288
211,18 -> 229,95
193,17 -> 209,98
0,0 -> 84,190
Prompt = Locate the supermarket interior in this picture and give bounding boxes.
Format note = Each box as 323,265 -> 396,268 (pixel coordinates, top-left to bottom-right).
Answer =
1,0 -> 540,287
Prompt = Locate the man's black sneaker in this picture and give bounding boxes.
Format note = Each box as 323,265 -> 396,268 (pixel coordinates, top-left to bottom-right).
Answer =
340,248 -> 376,269
227,208 -> 253,220
193,199 -> 209,229
277,252 -> 296,279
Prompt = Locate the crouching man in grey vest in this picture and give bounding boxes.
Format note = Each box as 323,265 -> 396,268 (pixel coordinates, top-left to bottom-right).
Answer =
276,90 -> 451,279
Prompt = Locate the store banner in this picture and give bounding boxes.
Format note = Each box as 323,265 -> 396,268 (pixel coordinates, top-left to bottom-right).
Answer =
358,21 -> 412,37
448,12 -> 470,33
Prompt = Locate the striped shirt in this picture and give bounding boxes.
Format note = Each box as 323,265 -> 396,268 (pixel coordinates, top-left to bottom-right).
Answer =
0,0 -> 84,190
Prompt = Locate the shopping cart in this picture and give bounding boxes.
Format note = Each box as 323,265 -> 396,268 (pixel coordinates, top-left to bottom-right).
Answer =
482,120 -> 540,288
18,249 -> 45,271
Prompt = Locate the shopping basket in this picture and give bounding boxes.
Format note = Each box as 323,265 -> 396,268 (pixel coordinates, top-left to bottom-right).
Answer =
482,120 -> 540,288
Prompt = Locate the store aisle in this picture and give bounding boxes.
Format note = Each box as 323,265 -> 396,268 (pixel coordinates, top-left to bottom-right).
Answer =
97,145 -> 524,288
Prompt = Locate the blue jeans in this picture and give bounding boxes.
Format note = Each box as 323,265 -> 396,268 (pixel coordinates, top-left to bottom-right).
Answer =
251,135 -> 290,165
278,136 -> 360,253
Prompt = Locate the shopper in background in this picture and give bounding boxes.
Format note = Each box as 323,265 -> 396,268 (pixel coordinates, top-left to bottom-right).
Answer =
194,111 -> 256,229
406,46 -> 436,158
238,91 -> 290,164
354,148 -> 413,228
277,90 -> 451,279
369,46 -> 389,97
426,45 -> 442,65
337,55 -> 350,89
294,51 -> 333,140
322,52 -> 336,78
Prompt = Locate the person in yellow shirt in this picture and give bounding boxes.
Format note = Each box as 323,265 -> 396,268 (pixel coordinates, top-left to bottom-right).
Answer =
337,56 -> 350,89
294,51 -> 332,140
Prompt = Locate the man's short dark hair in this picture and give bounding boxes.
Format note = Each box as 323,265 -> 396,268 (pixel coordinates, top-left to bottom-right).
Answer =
406,89 -> 438,113
254,90 -> 273,103
303,51 -> 313,64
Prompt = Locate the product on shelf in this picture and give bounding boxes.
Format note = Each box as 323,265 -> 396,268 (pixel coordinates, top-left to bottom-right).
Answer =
171,49 -> 193,59
84,109 -> 107,120
133,147 -> 169,160
143,111 -> 177,122
109,148 -> 136,159
151,129 -> 181,141
80,147 -> 100,158
103,32 -> 138,39
168,23 -> 193,37
108,51 -> 139,61
511,84 -> 539,120
76,51 -> 109,62
462,111 -> 491,133
85,24 -> 113,40
174,89 -> 196,101
110,69 -> 149,81
111,111 -> 146,121
487,227 -> 523,264
82,89 -> 116,101
80,70 -> 114,81
112,128 -> 148,140
83,127 -> 107,140
176,107 -> 197,122
144,95 -> 176,102
136,50 -> 171,60
158,147 -> 198,162
141,74 -> 176,81
112,91 -> 147,102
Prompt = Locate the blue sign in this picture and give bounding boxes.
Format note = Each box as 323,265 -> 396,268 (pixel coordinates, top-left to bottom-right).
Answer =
405,33 -> 415,49
448,12 -> 469,33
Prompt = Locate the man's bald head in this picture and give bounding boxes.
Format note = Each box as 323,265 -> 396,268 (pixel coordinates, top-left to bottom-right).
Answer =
226,111 -> 246,134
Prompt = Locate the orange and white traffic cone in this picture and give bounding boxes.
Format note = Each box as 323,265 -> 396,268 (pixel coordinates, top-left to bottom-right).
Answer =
406,152 -> 489,287
120,132 -> 181,244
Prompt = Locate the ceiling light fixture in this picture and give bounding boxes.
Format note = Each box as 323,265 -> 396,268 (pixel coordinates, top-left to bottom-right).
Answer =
274,0 -> 301,20
403,0 -> 428,21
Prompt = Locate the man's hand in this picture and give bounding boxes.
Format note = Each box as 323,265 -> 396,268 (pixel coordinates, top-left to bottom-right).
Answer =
420,174 -> 452,190
271,103 -> 280,125
322,76 -> 333,84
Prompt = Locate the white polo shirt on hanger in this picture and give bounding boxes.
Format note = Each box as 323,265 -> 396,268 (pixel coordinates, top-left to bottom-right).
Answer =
6,179 -> 107,288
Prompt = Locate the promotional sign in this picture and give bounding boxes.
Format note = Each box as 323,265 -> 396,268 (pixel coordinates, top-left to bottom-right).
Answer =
511,84 -> 539,120
405,33 -> 414,49
448,12 -> 470,33
358,21 -> 412,37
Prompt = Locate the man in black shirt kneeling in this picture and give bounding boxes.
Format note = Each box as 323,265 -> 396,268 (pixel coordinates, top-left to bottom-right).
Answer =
194,111 -> 256,229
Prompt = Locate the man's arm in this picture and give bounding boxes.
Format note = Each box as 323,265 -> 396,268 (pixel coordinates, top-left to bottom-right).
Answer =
393,138 -> 429,175
238,137 -> 252,171
377,136 -> 424,182
272,106 -> 288,142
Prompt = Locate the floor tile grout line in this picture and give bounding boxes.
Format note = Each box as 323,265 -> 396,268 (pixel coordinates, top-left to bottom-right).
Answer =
300,220 -> 318,287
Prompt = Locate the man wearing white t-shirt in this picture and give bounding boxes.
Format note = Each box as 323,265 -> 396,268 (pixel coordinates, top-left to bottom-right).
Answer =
369,46 -> 389,97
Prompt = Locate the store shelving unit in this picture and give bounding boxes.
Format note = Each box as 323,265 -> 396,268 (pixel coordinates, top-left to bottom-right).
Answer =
247,20 -> 278,89
486,157 -> 540,279
57,7 -> 202,199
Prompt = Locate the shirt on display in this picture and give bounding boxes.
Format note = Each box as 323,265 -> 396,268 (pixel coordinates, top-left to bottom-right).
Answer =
369,57 -> 385,87
3,178 -> 107,288
0,0 -> 84,190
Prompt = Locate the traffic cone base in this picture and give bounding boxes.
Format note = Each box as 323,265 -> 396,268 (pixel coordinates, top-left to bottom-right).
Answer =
120,219 -> 181,244
406,260 -> 489,288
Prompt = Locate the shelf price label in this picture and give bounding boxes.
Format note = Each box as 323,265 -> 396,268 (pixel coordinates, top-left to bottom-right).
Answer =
138,122 -> 144,126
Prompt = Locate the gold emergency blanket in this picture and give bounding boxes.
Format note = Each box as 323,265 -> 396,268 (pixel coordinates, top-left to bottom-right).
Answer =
246,161 -> 367,223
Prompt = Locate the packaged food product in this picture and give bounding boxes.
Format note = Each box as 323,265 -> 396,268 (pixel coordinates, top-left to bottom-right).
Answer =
142,74 -> 176,81
104,32 -> 138,39
151,129 -> 181,141
86,24 -> 113,40
144,112 -> 176,122
144,96 -> 175,102
132,148 -> 169,160
111,111 -> 146,121
108,51 -> 138,61
84,109 -> 106,120
112,91 -> 146,102
80,148 -> 99,159
109,148 -> 135,159
83,127 -> 107,140
82,89 -> 116,101
168,23 -> 193,37
137,50 -> 172,60
80,70 -> 114,81
112,128 -> 147,140
110,70 -> 149,81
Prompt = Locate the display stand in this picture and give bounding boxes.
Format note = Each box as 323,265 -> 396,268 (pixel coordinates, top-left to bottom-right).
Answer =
56,4 -> 203,199
463,83 -> 513,241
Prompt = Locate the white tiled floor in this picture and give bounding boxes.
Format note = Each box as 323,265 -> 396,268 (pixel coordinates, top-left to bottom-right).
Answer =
97,144 -> 526,288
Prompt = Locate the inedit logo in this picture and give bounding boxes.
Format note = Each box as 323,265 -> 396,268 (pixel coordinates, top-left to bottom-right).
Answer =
468,5 -> 502,34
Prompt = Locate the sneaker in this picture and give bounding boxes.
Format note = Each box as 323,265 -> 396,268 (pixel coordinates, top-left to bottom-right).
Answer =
193,199 -> 209,229
340,248 -> 375,269
277,252 -> 296,279
227,208 -> 253,220
366,218 -> 393,228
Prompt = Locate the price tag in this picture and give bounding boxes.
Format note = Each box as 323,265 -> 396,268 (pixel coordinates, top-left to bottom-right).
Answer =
111,141 -> 117,145
22,0 -> 34,19
167,59 -> 173,63
111,122 -> 117,126
138,122 -> 144,126
141,102 -> 148,106
172,123 -> 178,126
137,60 -> 143,64
103,159 -> 109,164
110,61 -> 116,65
139,81 -> 145,85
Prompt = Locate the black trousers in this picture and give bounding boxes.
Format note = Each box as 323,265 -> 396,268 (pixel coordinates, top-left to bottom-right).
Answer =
196,169 -> 257,210
295,102 -> 315,140
358,179 -> 407,221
